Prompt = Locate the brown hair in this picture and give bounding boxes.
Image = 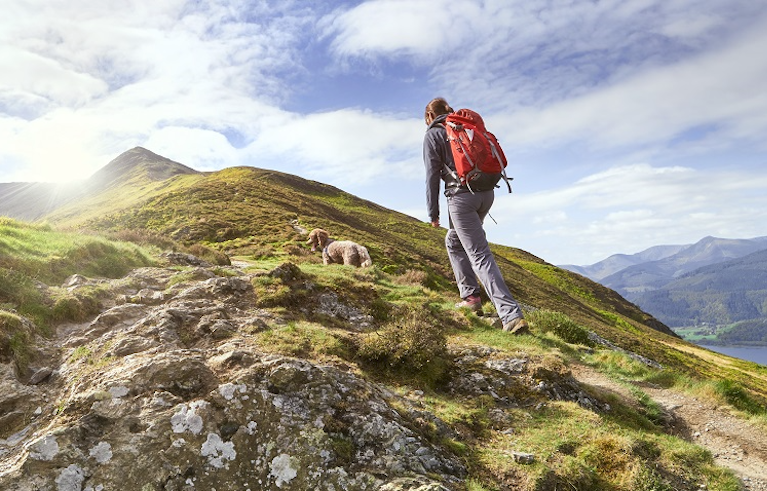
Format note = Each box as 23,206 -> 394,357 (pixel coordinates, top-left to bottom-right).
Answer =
424,97 -> 453,125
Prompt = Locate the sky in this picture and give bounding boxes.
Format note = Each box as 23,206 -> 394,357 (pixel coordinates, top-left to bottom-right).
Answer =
2,0 -> 767,266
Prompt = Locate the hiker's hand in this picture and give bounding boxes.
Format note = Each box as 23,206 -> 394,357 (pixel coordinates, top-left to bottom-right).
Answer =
430,220 -> 440,228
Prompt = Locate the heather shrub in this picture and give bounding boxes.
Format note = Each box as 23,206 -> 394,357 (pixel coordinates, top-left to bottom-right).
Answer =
357,304 -> 449,386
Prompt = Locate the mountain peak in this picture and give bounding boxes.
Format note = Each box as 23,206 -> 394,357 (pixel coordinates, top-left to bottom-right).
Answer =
88,147 -> 199,187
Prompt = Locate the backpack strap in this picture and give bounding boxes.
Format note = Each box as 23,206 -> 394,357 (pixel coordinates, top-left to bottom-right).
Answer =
485,130 -> 513,193
437,121 -> 463,187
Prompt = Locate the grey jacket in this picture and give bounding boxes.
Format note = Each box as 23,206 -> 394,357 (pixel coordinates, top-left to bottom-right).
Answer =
423,114 -> 463,223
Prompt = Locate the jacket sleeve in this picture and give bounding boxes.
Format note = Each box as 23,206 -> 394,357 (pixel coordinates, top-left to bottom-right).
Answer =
423,128 -> 446,223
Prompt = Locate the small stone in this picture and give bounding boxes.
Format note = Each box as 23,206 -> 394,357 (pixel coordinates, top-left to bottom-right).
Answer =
512,452 -> 535,464
28,367 -> 53,385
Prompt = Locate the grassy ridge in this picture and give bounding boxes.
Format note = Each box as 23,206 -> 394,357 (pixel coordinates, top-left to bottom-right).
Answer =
2,215 -> 766,490
4,153 -> 767,489
31,161 -> 767,398
0,218 -> 154,284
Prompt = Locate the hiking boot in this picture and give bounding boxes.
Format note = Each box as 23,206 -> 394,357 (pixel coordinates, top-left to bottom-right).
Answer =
503,317 -> 530,335
455,295 -> 482,313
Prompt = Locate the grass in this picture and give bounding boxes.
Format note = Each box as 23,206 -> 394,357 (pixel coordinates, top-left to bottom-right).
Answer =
3,159 -> 767,490
0,241 -> 755,489
38,161 -> 725,383
514,260 -> 598,306
697,379 -> 767,417
421,316 -> 743,490
0,218 -> 157,372
673,326 -> 720,343
252,321 -> 353,361
584,350 -> 664,382
0,219 -> 154,284
0,310 -> 33,372
527,309 -> 593,346
473,399 -> 740,491
583,348 -> 767,419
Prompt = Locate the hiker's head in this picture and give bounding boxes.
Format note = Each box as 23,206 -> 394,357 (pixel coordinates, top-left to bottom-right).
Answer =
425,97 -> 453,125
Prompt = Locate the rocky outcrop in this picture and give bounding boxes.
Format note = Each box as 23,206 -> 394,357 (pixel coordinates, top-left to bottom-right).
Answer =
0,255 -> 610,490
4,352 -> 466,490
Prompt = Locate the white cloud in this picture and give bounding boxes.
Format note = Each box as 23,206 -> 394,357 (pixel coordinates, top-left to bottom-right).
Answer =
144,126 -> 238,171
661,14 -> 719,39
0,0 -> 311,182
0,47 -> 107,108
1,0 -> 766,269
322,0 -> 465,59
499,17 -> 767,149
488,162 -> 767,265
246,108 -> 423,184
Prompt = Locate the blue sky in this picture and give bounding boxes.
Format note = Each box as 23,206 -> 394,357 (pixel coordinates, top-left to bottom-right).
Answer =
2,0 -> 767,266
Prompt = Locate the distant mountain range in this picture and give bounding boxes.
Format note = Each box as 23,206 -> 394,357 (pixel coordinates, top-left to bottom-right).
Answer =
561,236 -> 767,339
561,244 -> 687,282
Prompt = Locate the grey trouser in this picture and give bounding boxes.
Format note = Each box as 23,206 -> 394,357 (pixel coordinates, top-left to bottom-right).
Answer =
446,190 -> 523,324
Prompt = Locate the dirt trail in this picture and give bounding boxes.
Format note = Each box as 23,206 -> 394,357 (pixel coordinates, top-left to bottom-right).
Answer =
571,363 -> 767,491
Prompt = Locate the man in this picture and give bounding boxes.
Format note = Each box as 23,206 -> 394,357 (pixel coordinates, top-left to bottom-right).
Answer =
422,97 -> 528,334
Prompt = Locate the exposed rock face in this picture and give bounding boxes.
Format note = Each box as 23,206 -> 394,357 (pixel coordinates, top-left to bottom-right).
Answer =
0,255 -> 608,490
0,257 -> 467,490
5,353 -> 463,490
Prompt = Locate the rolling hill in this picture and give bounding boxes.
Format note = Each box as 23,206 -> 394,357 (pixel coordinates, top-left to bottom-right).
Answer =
1,147 -> 677,344
4,147 -> 767,490
560,244 -> 686,282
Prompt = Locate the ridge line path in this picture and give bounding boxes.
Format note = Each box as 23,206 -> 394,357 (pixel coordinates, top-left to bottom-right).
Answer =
570,362 -> 767,491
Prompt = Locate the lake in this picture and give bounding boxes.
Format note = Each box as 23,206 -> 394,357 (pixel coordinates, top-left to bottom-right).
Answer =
698,344 -> 767,367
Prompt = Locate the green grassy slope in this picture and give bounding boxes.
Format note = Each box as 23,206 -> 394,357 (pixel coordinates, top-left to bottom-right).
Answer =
4,156 -> 767,489
27,156 -> 767,399
2,215 -> 766,491
60,165 -> 673,333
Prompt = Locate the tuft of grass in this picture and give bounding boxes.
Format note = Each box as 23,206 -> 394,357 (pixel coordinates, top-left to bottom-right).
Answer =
0,311 -> 33,372
329,435 -> 356,465
711,379 -> 766,416
577,433 -> 633,481
252,321 -> 353,361
392,269 -> 429,286
50,286 -> 106,323
584,350 -> 660,381
0,268 -> 46,327
630,465 -> 675,491
251,276 -> 306,309
528,309 -> 593,346
184,243 -> 231,265
465,479 -> 491,491
630,387 -> 669,427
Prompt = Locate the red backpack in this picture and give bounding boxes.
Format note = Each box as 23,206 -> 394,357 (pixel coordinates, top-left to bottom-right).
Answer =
444,109 -> 512,193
